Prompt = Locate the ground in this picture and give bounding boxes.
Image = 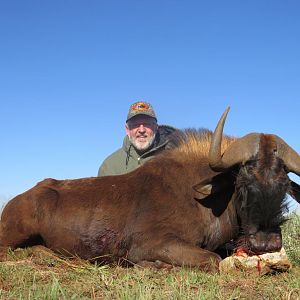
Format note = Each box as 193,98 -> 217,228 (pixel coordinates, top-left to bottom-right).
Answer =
0,245 -> 299,299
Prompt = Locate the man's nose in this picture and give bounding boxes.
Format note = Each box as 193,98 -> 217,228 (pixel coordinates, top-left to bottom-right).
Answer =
138,124 -> 146,132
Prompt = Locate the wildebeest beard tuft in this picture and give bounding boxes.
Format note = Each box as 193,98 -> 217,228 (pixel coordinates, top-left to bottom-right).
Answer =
235,157 -> 290,234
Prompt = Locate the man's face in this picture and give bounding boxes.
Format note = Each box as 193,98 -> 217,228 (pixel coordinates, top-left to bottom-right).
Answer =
125,115 -> 158,152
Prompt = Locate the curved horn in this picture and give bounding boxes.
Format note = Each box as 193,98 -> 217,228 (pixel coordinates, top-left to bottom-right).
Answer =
272,135 -> 300,176
208,107 -> 230,171
209,107 -> 262,172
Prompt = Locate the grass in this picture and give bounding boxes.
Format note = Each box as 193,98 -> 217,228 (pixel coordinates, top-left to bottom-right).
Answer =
0,213 -> 299,300
282,211 -> 300,265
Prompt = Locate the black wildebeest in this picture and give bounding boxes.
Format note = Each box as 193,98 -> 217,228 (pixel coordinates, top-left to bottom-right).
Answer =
0,108 -> 299,272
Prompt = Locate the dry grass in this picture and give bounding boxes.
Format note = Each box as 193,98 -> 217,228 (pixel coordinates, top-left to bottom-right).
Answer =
0,214 -> 299,300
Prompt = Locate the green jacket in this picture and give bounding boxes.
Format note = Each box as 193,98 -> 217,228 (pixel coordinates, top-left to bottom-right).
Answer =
98,125 -> 177,176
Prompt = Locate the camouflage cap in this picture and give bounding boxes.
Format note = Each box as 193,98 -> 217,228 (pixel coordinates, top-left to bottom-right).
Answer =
126,101 -> 157,122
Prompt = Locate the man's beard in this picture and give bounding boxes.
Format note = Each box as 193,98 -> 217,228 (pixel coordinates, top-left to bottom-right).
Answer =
129,134 -> 156,153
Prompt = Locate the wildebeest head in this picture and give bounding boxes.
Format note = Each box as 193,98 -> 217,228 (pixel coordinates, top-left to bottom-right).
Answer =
208,107 -> 300,254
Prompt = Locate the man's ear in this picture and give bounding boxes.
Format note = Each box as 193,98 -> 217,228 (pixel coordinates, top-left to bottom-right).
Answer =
125,123 -> 130,136
288,180 -> 300,204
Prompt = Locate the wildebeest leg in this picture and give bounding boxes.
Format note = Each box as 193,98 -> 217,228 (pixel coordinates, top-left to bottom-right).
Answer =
136,260 -> 173,269
130,240 -> 221,273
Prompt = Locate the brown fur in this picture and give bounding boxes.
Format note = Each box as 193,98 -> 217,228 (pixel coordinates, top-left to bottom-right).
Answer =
0,130 -> 296,272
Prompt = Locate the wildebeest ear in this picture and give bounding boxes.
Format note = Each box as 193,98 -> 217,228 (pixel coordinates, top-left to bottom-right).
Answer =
193,172 -> 235,201
288,180 -> 300,204
193,179 -> 214,200
193,173 -> 235,216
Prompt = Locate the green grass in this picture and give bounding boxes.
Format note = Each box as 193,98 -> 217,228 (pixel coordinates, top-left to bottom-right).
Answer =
0,214 -> 299,300
282,211 -> 300,265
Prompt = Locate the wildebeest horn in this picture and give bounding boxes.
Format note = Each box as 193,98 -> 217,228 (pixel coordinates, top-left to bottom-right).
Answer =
272,135 -> 300,176
209,107 -> 261,172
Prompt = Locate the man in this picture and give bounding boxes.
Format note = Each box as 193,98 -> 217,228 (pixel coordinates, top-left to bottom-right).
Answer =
98,101 -> 177,176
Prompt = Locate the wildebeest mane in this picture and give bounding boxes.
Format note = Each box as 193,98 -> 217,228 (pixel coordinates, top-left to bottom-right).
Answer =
162,128 -> 236,162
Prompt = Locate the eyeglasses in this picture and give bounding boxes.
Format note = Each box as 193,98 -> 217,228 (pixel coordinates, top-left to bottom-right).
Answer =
127,121 -> 157,130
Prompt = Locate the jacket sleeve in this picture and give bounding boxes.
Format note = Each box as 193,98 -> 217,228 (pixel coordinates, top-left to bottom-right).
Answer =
97,149 -> 125,177
98,161 -> 110,177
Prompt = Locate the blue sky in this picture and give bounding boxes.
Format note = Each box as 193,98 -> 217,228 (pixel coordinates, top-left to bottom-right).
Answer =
0,0 -> 299,212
